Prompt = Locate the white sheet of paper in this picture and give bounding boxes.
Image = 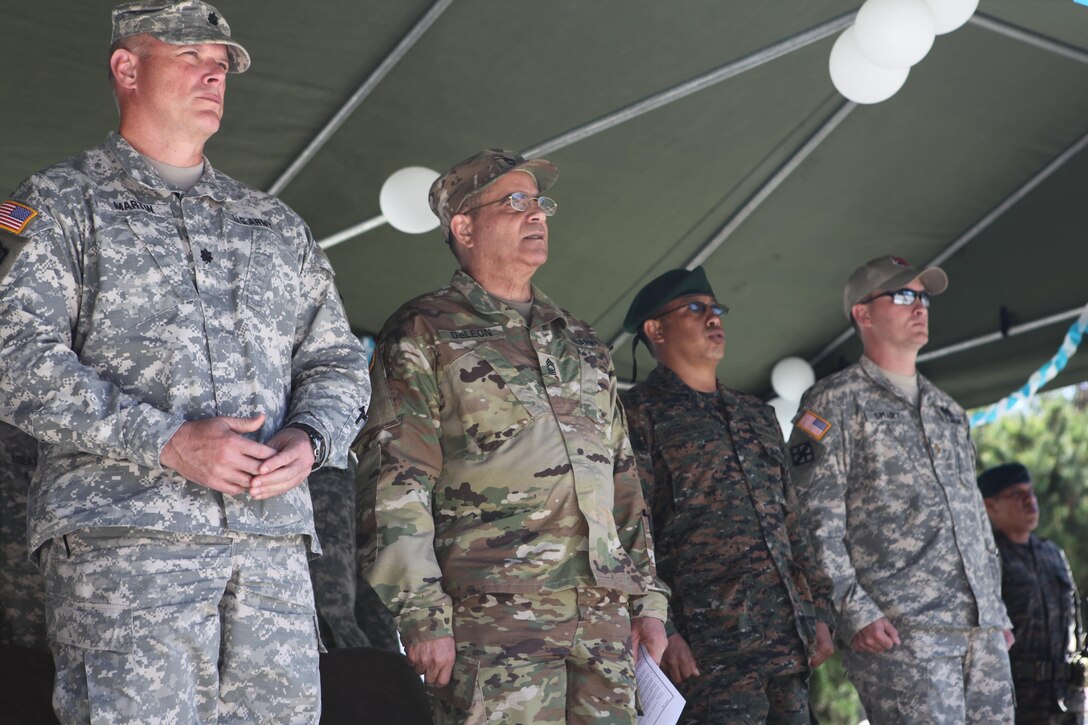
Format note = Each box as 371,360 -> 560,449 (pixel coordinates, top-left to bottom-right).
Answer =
635,645 -> 686,725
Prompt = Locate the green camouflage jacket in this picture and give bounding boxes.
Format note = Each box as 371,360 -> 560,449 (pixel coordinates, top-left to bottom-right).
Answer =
787,356 -> 1011,642
0,133 -> 369,557
356,270 -> 667,643
623,364 -> 832,663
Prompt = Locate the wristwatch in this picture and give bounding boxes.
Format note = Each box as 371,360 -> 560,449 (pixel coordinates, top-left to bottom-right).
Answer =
287,423 -> 327,470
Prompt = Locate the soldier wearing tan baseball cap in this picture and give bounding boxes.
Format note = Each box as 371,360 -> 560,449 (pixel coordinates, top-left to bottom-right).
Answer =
842,255 -> 948,320
111,0 -> 250,73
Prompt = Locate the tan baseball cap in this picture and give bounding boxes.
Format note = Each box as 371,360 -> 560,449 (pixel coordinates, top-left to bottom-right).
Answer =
428,149 -> 558,240
843,255 -> 948,318
111,0 -> 250,73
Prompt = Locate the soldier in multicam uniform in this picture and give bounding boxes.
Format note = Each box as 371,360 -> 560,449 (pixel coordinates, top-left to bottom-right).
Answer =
620,267 -> 835,724
0,422 -> 45,649
786,255 -> 1014,723
355,149 -> 668,724
979,462 -> 1086,725
0,2 -> 369,722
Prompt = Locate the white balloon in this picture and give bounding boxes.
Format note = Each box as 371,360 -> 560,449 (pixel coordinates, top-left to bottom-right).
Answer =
854,0 -> 936,69
379,166 -> 441,234
771,356 -> 816,401
923,0 -> 978,34
829,27 -> 910,104
769,397 -> 799,436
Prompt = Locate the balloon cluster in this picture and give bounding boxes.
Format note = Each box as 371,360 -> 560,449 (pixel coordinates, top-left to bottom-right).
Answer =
768,356 -> 816,434
829,0 -> 978,104
379,166 -> 442,234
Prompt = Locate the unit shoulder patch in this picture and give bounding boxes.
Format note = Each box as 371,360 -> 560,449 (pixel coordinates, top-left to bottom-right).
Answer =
790,441 -> 816,466
0,230 -> 30,282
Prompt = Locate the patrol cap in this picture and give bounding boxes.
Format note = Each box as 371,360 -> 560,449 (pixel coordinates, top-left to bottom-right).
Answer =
623,266 -> 723,337
843,255 -> 948,319
111,0 -> 251,73
978,462 -> 1032,498
428,149 -> 558,240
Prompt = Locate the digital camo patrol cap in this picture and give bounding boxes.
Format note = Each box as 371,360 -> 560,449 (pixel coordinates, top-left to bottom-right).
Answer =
112,0 -> 251,73
842,255 -> 948,318
428,149 -> 558,240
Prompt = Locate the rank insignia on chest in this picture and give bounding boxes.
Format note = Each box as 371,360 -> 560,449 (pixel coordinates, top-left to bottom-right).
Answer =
795,410 -> 831,441
791,441 -> 816,466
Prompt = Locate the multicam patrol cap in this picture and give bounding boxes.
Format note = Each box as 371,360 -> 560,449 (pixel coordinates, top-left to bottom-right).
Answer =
842,255 -> 948,318
428,149 -> 558,241
111,0 -> 251,73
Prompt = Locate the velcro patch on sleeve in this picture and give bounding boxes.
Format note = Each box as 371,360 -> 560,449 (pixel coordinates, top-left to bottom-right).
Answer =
795,410 -> 831,441
0,230 -> 31,282
0,201 -> 38,235
790,441 -> 816,466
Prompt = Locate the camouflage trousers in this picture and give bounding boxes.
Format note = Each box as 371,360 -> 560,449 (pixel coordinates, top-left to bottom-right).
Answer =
678,667 -> 810,724
844,626 -> 1013,724
1014,681 -> 1081,725
307,464 -> 398,651
0,425 -> 45,648
432,587 -> 636,725
42,527 -> 322,724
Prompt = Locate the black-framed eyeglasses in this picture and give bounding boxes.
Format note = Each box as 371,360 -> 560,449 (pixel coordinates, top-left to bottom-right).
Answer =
655,300 -> 727,319
860,288 -> 931,308
461,191 -> 558,217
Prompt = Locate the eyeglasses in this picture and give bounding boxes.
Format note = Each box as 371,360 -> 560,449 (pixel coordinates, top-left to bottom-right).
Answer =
655,300 -> 727,319
860,288 -> 931,308
461,191 -> 558,217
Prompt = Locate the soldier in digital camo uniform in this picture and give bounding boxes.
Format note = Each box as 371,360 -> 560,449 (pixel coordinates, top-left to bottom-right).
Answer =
620,267 -> 835,724
786,255 -> 1014,723
979,462 -> 1086,725
0,422 -> 45,649
0,2 -> 369,722
355,149 -> 669,724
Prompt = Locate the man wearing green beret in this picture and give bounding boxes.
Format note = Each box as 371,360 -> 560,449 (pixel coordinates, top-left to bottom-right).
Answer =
980,462 -> 1085,724
620,267 -> 834,723
356,149 -> 668,724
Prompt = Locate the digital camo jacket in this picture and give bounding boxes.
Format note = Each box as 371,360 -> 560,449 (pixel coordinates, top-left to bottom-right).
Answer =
623,364 -> 831,672
0,132 -> 369,557
787,356 -> 1010,641
355,270 -> 668,644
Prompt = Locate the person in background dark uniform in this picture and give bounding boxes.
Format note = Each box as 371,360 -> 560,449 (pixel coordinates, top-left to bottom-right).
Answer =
979,462 -> 1085,724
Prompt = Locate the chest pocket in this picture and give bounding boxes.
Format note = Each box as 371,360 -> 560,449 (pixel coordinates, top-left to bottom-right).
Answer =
99,213 -> 195,332
572,339 -> 612,424
656,419 -> 721,503
241,226 -> 299,331
445,344 -> 547,456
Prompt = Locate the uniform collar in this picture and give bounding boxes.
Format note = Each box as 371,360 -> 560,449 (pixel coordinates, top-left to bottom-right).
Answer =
645,363 -> 730,402
450,269 -> 566,329
106,131 -> 235,202
858,354 -> 938,406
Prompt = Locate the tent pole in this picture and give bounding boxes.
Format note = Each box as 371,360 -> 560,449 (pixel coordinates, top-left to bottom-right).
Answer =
810,127 -> 1088,367
917,306 -> 1085,364
523,11 -> 855,158
969,13 -> 1088,65
267,0 -> 454,197
608,99 -> 855,353
316,10 -> 855,248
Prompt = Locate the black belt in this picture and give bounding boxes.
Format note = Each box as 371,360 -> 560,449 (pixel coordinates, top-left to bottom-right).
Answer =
1010,659 -> 1070,682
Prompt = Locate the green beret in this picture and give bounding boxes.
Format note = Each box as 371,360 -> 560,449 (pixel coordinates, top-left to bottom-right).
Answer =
978,462 -> 1032,498
623,266 -> 723,336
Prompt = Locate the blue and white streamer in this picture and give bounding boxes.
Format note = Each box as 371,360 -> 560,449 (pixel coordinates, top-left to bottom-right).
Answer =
970,302 -> 1088,427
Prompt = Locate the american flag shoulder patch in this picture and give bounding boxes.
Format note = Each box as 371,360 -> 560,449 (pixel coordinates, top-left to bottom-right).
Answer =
796,410 -> 831,441
0,201 -> 38,235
